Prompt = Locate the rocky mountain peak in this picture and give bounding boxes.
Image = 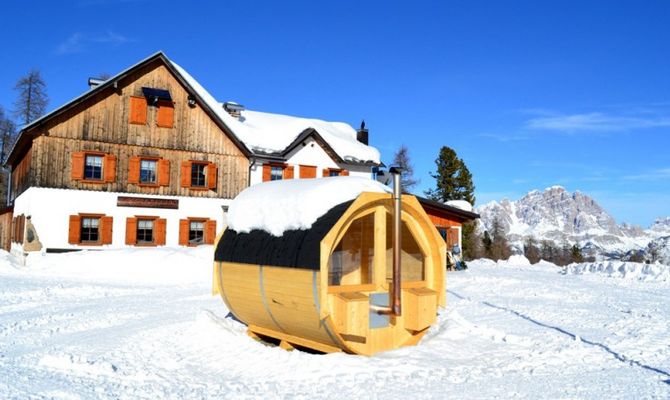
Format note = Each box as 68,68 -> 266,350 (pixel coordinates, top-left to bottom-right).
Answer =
650,217 -> 670,236
476,186 -> 652,254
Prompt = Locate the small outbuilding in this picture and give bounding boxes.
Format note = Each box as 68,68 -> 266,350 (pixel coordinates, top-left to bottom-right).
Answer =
212,176 -> 446,355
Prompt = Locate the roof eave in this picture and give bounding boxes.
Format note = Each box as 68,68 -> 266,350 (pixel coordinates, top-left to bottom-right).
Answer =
416,195 -> 480,221
279,127 -> 382,167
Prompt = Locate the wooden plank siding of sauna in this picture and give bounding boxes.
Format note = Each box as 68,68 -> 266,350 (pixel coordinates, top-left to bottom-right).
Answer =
15,58 -> 249,200
30,136 -> 247,198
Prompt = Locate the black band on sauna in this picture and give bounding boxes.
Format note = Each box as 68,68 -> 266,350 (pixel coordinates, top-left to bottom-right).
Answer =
215,200 -> 354,270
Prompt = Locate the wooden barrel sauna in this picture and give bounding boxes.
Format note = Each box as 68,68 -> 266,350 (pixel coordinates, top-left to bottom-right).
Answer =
212,187 -> 446,356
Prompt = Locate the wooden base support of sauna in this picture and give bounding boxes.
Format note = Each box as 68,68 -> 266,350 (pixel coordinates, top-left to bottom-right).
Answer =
247,324 -> 343,354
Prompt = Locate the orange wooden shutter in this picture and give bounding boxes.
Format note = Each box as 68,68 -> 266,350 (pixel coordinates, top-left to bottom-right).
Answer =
207,163 -> 218,190
156,101 -> 174,128
322,168 -> 329,177
71,152 -> 85,180
262,164 -> 271,182
205,220 -> 217,244
299,165 -> 316,179
68,215 -> 81,244
100,216 -> 113,244
179,219 -> 189,246
154,218 -> 167,245
284,165 -> 294,179
341,169 -> 349,176
125,217 -> 137,245
129,96 -> 147,125
128,156 -> 140,184
181,161 -> 191,187
158,159 -> 170,186
104,154 -> 117,182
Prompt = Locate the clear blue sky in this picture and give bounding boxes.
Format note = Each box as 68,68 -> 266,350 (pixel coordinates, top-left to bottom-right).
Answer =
1,1 -> 668,227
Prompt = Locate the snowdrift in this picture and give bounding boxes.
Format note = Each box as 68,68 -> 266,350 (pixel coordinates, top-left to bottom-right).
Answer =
563,261 -> 670,282
0,247 -> 213,286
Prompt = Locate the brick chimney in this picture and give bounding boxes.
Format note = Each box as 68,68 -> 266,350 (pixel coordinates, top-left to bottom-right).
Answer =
356,120 -> 369,145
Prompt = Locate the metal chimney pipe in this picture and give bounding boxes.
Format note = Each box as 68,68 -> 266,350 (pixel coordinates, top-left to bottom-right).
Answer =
389,166 -> 403,316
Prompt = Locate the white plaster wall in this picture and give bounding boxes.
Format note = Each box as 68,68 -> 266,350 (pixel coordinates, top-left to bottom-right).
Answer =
248,137 -> 375,185
11,187 -> 231,252
285,137 -> 339,175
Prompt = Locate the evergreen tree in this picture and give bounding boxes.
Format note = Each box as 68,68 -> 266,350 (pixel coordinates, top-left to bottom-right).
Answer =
524,236 -> 540,264
540,240 -> 555,262
570,244 -> 584,264
391,145 -> 418,192
426,146 -> 476,259
628,251 -> 644,263
490,217 -> 511,261
0,106 -> 17,163
463,225 -> 483,260
482,230 -> 493,258
13,69 -> 48,126
425,146 -> 475,205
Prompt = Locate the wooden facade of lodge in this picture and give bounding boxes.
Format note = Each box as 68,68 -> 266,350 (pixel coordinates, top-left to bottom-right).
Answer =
4,52 -> 251,252
417,196 -> 480,251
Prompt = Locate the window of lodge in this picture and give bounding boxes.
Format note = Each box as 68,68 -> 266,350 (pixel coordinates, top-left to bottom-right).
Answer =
140,159 -> 157,184
80,217 -> 100,243
137,219 -> 154,244
84,155 -> 103,181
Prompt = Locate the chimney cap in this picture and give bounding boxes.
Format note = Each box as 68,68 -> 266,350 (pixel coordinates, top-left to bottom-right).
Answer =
223,101 -> 245,112
87,77 -> 106,88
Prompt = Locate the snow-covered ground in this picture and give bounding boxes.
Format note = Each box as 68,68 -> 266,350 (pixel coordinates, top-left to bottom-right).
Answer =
1,249 -> 669,399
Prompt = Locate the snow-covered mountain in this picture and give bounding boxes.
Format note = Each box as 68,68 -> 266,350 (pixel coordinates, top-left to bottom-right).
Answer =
477,186 -> 668,259
650,217 -> 670,236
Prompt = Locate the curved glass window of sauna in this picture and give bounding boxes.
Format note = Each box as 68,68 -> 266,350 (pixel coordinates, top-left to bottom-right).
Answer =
328,213 -> 375,286
386,214 -> 425,282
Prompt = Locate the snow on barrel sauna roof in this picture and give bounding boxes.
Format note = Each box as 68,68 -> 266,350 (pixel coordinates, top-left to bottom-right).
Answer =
216,177 -> 391,270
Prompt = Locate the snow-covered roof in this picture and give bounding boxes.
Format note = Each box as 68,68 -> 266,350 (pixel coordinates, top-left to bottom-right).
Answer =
445,200 -> 473,212
169,60 -> 380,165
231,109 -> 380,164
227,176 -> 391,236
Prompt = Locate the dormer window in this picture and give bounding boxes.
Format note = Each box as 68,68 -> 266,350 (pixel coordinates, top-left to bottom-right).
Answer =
141,87 -> 172,105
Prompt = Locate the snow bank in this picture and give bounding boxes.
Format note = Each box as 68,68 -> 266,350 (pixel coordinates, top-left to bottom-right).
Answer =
227,176 -> 391,236
468,258 -> 496,267
497,254 -> 531,267
534,259 -> 560,268
564,261 -> 670,283
0,247 -> 213,286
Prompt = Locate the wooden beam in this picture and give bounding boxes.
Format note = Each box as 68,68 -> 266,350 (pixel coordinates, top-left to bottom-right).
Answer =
248,324 -> 342,354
